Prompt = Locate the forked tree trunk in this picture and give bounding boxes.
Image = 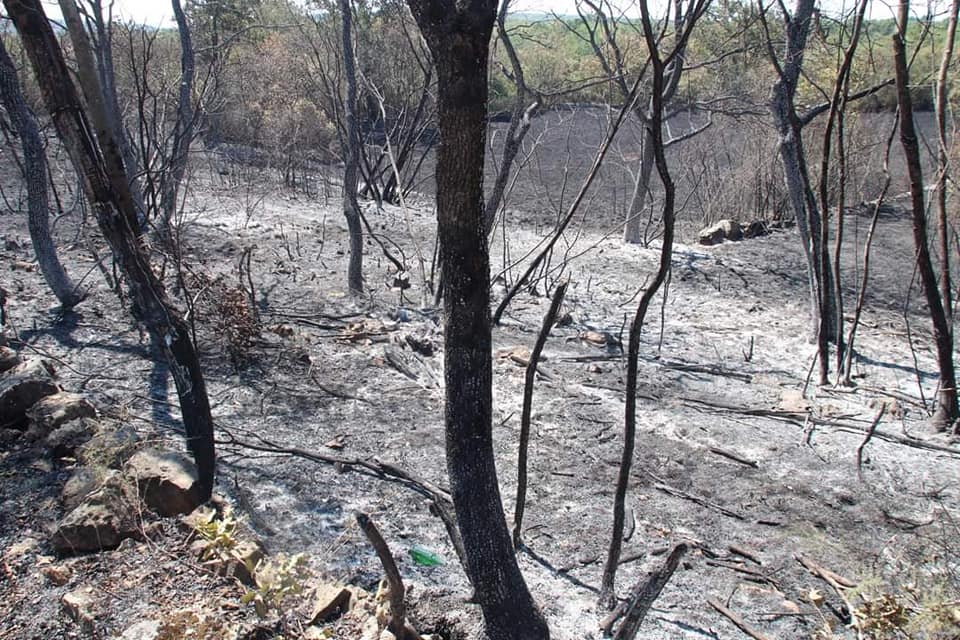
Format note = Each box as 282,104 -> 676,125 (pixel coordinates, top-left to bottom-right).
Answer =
341,0 -> 364,294
405,2 -> 549,638
765,0 -> 839,351
0,38 -> 82,309
6,0 -> 217,496
893,0 -> 959,431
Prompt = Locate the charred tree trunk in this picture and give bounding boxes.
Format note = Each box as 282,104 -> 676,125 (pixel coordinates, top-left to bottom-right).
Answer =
484,0 -> 537,235
405,2 -> 548,638
341,0 -> 364,295
893,0 -> 959,432
598,0 -> 706,605
764,0 -> 838,350
0,37 -> 82,309
6,0 -> 217,496
934,0 -> 959,332
623,129 -> 656,244
159,0 -> 198,239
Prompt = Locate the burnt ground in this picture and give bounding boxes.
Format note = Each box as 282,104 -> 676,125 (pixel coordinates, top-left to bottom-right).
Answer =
0,152 -> 958,640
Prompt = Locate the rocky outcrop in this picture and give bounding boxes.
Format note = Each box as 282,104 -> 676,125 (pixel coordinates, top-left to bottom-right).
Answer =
698,219 -> 770,246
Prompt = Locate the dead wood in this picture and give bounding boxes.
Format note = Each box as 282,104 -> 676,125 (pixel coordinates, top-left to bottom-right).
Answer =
652,480 -> 746,521
728,544 -> 763,565
356,512 -> 412,640
856,404 -> 887,479
513,281 -> 567,548
658,360 -> 753,383
796,555 -> 861,635
705,559 -> 779,588
708,597 -> 772,640
603,543 -> 688,639
708,446 -> 759,468
796,555 -> 857,589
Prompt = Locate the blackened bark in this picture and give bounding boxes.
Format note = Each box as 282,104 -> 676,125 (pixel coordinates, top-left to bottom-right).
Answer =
405,2 -> 549,638
484,0 -> 537,235
765,0 -> 838,349
893,0 -> 958,431
0,38 -> 81,309
341,0 -> 364,294
6,0 -> 217,496
160,0 -> 197,236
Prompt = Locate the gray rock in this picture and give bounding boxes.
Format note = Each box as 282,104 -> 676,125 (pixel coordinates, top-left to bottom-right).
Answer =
0,346 -> 19,374
61,466 -> 107,511
77,422 -> 141,468
125,449 -> 202,517
0,359 -> 59,430
25,392 -> 97,441
52,471 -> 140,554
46,417 -> 99,459
62,586 -> 97,634
698,219 -> 742,246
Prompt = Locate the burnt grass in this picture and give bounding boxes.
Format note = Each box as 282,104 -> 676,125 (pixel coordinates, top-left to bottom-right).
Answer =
0,118 -> 959,639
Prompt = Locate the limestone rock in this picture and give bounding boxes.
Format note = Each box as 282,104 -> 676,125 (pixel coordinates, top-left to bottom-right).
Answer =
25,392 -> 96,441
62,586 -> 97,634
52,471 -> 140,554
0,359 -> 59,429
698,219 -> 742,246
118,620 -> 160,640
202,539 -> 265,585
41,563 -> 73,586
309,583 -> 352,624
77,422 -> 140,468
46,417 -> 99,459
125,449 -> 202,517
61,466 -> 106,511
0,346 -> 19,374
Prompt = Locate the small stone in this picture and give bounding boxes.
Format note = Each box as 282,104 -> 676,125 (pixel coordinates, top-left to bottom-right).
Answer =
26,392 -> 97,441
202,539 -> 265,585
118,619 -> 160,640
41,564 -> 73,586
62,587 -> 97,634
308,583 -> 352,624
361,616 -> 380,640
124,449 -> 202,517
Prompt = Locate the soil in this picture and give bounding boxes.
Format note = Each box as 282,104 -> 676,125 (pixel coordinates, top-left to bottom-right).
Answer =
0,139 -> 958,640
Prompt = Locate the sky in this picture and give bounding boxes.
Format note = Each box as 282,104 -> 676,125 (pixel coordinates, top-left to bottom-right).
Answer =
35,0 -> 931,27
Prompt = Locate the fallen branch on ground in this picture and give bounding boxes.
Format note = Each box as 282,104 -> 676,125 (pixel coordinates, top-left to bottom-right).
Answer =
600,543 -> 688,638
708,597 -> 772,640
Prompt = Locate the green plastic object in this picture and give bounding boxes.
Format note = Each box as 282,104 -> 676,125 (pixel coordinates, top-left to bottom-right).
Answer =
408,545 -> 442,566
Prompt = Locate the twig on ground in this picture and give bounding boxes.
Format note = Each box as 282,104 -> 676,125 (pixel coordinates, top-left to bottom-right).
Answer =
708,446 -> 759,468
652,479 -> 746,521
856,404 -> 887,479
708,597 -> 772,640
